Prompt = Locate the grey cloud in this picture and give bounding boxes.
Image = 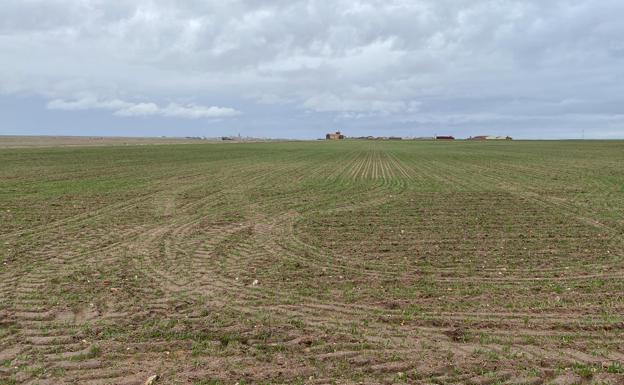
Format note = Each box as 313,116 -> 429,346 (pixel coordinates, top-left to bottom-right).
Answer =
1,0 -> 624,135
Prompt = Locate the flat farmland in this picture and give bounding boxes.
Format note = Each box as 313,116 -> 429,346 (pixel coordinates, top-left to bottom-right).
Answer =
1,139 -> 624,385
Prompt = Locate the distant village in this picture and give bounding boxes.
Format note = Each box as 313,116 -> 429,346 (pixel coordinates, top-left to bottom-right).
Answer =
325,131 -> 512,141
174,132 -> 513,141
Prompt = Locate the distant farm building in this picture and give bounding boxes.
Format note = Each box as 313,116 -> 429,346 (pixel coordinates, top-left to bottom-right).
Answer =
435,135 -> 455,140
326,131 -> 345,140
468,135 -> 512,140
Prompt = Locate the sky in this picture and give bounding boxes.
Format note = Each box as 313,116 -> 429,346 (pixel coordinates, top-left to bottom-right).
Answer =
2,0 -> 624,139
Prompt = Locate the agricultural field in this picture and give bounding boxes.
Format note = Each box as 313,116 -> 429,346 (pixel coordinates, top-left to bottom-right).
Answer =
0,136 -> 223,149
1,139 -> 624,385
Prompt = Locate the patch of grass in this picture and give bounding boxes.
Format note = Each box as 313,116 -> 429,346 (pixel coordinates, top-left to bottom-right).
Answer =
193,380 -> 224,385
607,362 -> 624,374
70,345 -> 101,362
571,363 -> 598,378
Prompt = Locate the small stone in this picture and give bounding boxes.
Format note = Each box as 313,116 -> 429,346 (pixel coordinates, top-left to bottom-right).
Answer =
252,279 -> 259,286
144,374 -> 159,385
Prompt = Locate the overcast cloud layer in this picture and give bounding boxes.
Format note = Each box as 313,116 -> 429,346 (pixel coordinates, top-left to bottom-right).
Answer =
2,0 -> 624,138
